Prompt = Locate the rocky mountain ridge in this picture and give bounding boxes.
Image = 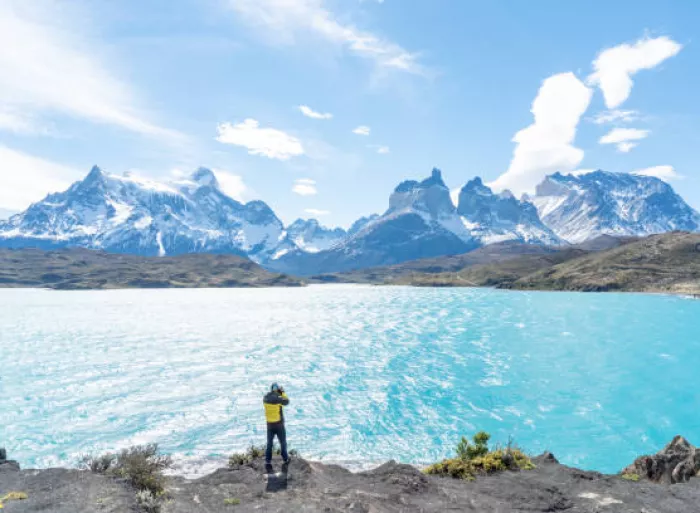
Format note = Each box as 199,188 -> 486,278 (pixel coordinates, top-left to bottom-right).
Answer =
1,166 -> 698,275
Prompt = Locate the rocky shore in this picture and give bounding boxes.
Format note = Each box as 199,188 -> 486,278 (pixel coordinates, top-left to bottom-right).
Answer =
2,437 -> 700,512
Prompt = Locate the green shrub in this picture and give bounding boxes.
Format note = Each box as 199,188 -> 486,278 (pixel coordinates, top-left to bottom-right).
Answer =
135,489 -> 161,513
83,444 -> 172,496
224,497 -> 241,505
81,452 -> 116,474
425,432 -> 534,480
621,472 -> 640,482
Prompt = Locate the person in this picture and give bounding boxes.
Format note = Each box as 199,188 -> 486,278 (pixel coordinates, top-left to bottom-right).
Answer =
263,383 -> 290,465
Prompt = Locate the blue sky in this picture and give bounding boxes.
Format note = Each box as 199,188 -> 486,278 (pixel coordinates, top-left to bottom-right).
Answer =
1,0 -> 698,227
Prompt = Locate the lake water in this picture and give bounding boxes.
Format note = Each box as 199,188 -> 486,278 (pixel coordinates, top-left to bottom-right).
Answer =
2,285 -> 699,476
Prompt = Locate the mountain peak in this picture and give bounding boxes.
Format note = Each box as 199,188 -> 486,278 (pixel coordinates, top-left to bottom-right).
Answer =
83,165 -> 106,183
394,168 -> 447,193
531,170 -> 700,243
462,177 -> 491,195
190,167 -> 219,188
421,167 -> 446,188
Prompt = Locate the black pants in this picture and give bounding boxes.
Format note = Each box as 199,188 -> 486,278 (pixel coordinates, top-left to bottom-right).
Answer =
266,423 -> 288,463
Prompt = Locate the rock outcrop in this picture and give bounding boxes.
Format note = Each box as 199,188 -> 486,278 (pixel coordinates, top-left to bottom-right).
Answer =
2,440 -> 700,512
623,435 -> 700,484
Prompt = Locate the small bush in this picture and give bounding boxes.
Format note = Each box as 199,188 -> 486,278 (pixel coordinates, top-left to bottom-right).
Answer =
621,472 -> 640,482
81,452 -> 116,474
456,431 -> 490,460
224,497 -> 241,505
135,490 -> 161,513
425,432 -> 534,481
112,444 -> 172,495
83,444 -> 172,496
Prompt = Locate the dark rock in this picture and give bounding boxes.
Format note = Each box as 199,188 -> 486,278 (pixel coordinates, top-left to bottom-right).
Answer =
624,435 -> 700,484
4,442 -> 700,512
538,451 -> 559,464
0,460 -> 20,472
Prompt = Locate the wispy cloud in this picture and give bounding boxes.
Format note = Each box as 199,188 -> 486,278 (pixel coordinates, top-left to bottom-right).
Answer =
299,105 -> 332,120
632,165 -> 682,181
216,119 -> 304,160
292,178 -> 318,196
0,1 -> 181,141
592,109 -> 639,125
490,72 -> 592,195
227,0 -> 425,75
0,145 -> 81,210
353,125 -> 371,136
304,208 -> 330,216
588,36 -> 683,109
599,127 -> 649,153
368,144 -> 389,154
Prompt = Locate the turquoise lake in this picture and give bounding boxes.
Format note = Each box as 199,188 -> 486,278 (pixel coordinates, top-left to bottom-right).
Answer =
1,285 -> 699,475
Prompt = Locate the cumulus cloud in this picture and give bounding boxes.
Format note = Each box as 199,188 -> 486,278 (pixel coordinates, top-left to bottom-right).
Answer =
228,0 -> 424,75
292,178 -> 318,196
216,119 -> 304,160
299,105 -> 332,120
0,1 -> 181,141
304,208 -> 330,216
592,109 -> 639,125
490,72 -> 593,195
213,169 -> 248,201
0,145 -> 81,210
632,165 -> 682,181
353,125 -> 371,136
599,127 -> 649,152
588,36 -> 683,109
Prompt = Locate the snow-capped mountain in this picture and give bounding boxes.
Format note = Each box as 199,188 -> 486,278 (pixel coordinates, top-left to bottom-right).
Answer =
347,214 -> 380,236
529,170 -> 700,243
270,169 -> 479,274
282,219 -> 346,253
0,166 -> 286,259
456,177 -> 561,246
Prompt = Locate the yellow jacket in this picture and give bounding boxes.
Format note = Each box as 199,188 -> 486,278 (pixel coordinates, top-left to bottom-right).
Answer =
263,391 -> 289,424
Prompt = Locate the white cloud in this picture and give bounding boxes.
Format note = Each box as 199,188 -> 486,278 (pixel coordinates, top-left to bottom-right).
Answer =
304,208 -> 330,216
599,127 -> 649,152
632,165 -> 682,181
588,36 -> 683,109
353,125 -> 371,136
0,145 -> 81,210
592,109 -> 639,125
0,1 -> 181,141
490,72 -> 593,195
216,119 -> 304,160
617,142 -> 637,153
299,105 -> 332,120
292,178 -> 317,196
368,144 -> 390,154
213,169 -> 248,201
227,0 -> 424,75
